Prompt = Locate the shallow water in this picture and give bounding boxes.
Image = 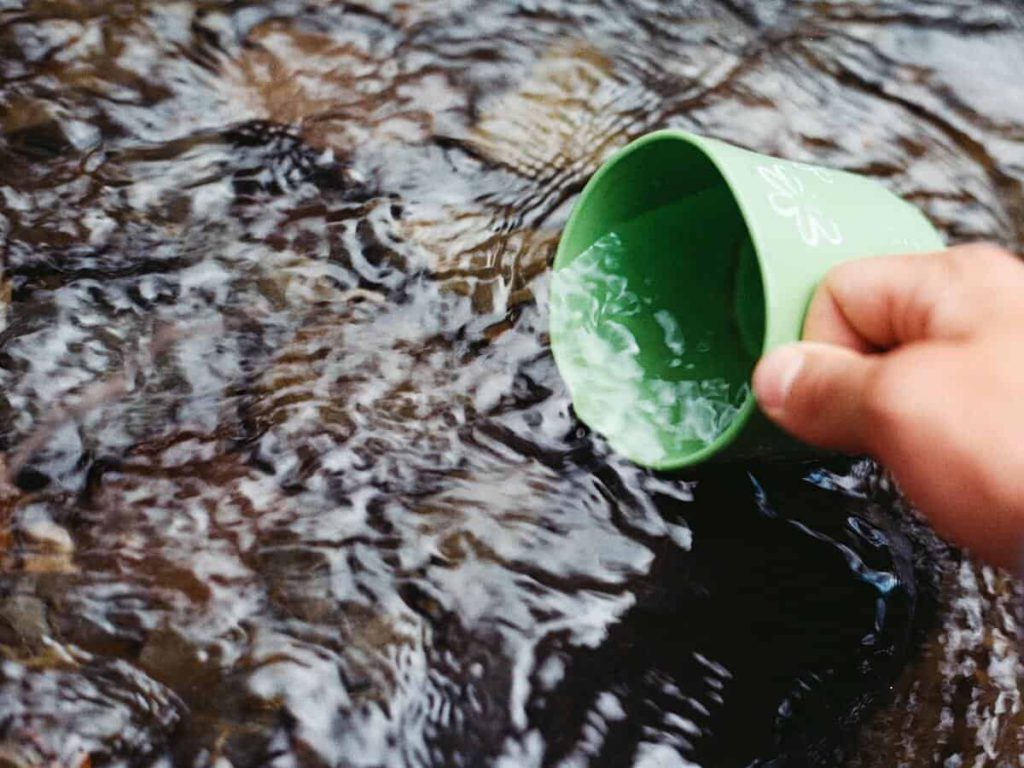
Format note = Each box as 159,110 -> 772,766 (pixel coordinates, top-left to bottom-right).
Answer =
1,1 -> 1023,766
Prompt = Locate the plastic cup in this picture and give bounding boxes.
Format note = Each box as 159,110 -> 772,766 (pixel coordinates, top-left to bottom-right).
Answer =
549,130 -> 944,469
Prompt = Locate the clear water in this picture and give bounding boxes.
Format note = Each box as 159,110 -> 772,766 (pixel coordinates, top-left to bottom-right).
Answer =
1,2 -> 1023,767
550,222 -> 750,466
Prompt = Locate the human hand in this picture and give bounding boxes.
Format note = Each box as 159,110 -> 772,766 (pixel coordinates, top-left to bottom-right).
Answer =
752,244 -> 1024,571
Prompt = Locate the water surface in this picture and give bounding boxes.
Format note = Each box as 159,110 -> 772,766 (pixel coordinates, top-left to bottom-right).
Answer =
1,1 -> 1024,766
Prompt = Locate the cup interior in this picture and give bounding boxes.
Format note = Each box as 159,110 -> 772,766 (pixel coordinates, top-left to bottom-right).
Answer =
551,134 -> 766,468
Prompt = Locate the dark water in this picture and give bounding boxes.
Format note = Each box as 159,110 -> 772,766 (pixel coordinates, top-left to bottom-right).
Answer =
1,2 -> 1023,766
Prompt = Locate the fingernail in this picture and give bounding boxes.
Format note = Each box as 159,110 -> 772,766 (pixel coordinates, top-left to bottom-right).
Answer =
753,344 -> 805,413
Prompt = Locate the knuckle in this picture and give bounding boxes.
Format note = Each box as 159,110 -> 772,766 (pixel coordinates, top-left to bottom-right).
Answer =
947,242 -> 1015,272
967,241 -> 1014,261
913,246 -> 1015,338
939,244 -> 1024,326
934,247 -> 973,281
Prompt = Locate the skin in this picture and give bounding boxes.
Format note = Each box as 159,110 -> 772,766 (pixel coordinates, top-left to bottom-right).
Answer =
752,243 -> 1024,572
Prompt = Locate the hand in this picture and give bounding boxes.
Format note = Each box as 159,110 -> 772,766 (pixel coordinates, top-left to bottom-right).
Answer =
752,244 -> 1024,571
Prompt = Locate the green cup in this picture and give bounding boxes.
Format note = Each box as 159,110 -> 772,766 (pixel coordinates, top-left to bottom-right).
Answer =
549,130 -> 943,469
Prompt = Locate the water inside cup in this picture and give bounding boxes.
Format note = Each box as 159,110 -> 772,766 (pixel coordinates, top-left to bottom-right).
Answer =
550,191 -> 764,466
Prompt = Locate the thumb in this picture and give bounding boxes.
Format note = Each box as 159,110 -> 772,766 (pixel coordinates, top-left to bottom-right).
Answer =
752,342 -> 882,455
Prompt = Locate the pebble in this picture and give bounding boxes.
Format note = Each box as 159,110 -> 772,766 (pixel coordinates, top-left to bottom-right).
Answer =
0,595 -> 49,643
20,520 -> 74,554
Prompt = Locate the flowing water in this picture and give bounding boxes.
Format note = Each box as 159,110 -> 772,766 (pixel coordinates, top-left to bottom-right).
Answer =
550,221 -> 752,466
0,2 -> 1023,766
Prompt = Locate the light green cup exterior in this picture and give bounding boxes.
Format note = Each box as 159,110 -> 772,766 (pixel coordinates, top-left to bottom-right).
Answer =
551,130 -> 945,469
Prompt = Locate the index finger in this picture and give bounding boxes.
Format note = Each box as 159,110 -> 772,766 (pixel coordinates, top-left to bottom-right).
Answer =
801,244 -> 1019,352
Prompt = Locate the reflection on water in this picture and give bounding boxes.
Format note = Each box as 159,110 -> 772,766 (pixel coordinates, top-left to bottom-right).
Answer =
0,1 -> 1023,766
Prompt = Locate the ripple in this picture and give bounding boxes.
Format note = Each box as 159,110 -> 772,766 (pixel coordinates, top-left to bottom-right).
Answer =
1,1 -> 1023,766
